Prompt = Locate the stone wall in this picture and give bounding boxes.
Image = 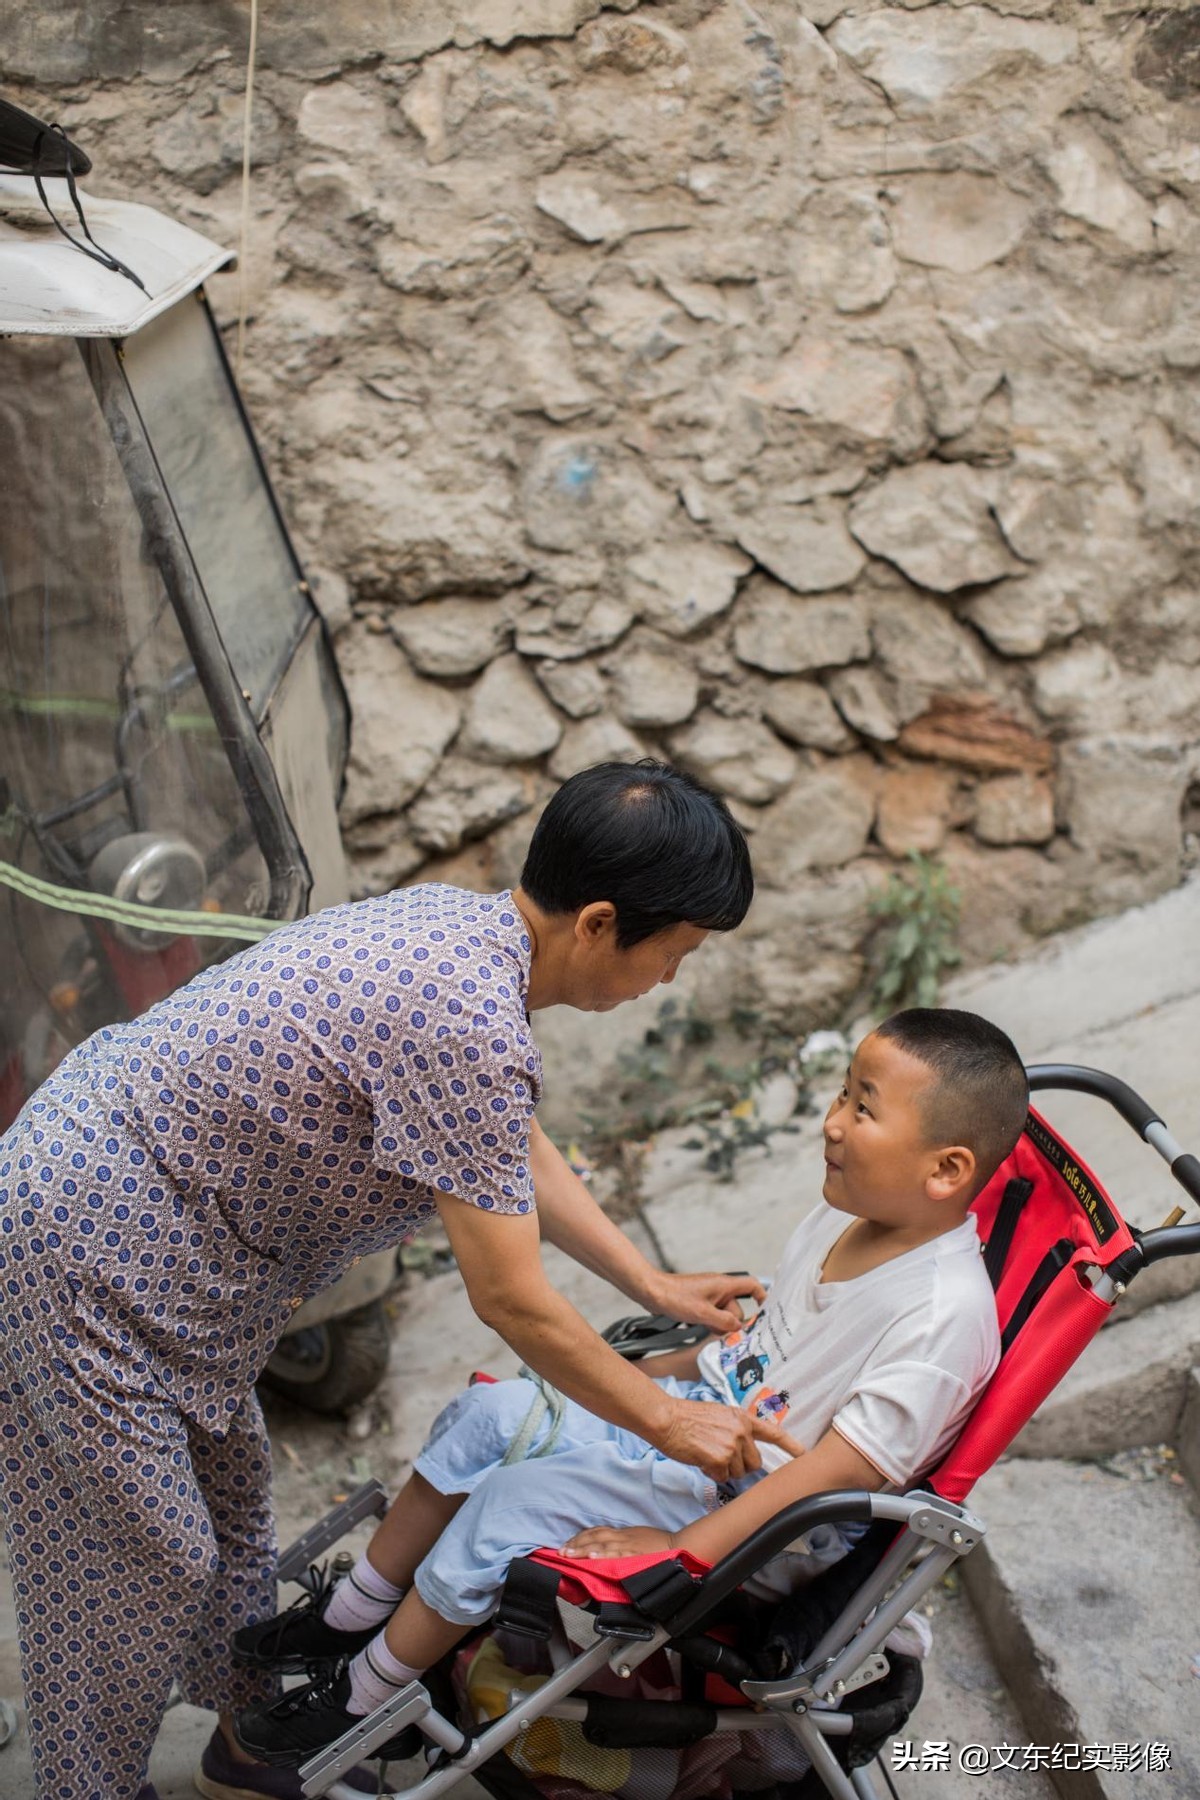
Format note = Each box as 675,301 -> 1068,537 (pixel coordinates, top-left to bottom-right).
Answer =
6,0 -> 1200,1109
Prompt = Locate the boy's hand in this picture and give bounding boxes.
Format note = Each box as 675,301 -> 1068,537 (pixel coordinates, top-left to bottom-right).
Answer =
645,1270 -> 766,1333
562,1526 -> 676,1559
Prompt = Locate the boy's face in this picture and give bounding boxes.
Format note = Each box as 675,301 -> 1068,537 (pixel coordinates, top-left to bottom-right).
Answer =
822,1032 -> 948,1222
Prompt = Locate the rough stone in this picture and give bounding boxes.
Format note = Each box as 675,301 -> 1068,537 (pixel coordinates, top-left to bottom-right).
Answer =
308,565 -> 353,638
152,89 -> 282,194
341,816 -> 426,899
826,666 -> 902,742
547,715 -> 646,782
405,757 -> 530,855
732,578 -> 870,676
667,710 -> 797,806
523,440 -> 675,555
899,695 -> 1054,775
610,637 -> 700,728
876,763 -> 959,857
962,572 -> 1082,658
1138,417 -> 1200,531
514,594 -> 635,661
624,539 -> 752,638
849,464 -> 1022,594
315,457 -> 530,602
1059,737 -> 1188,878
389,597 -> 510,677
336,629 -> 462,825
734,502 -> 867,596
749,341 -> 927,454
534,658 -> 607,719
1031,641 -> 1125,729
752,758 -> 878,886
535,172 -> 629,244
792,188 -> 897,314
576,15 -> 688,72
870,593 -> 989,700
1044,123 -> 1156,253
496,293 -> 595,422
974,773 -> 1056,847
828,8 -> 1079,118
376,215 -> 531,301
762,678 -> 857,752
889,172 -> 1032,274
297,82 -> 390,158
459,655 -> 564,764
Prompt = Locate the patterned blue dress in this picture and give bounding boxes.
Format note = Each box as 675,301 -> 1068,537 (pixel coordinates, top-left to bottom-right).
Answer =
0,884 -> 540,1799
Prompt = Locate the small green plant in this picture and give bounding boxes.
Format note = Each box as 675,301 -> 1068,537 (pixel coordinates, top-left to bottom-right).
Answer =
578,998 -> 810,1195
870,851 -> 962,1011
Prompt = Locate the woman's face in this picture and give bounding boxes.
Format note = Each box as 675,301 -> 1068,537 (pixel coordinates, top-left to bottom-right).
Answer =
572,916 -> 709,1012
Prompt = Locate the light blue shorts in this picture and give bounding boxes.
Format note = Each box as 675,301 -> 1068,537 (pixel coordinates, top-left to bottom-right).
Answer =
411,1375 -> 856,1625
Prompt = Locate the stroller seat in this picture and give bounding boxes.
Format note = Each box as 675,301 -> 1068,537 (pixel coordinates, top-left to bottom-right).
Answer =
272,1064 -> 1200,1800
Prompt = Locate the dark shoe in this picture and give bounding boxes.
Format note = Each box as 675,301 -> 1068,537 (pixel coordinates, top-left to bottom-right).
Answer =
232,1565 -> 381,1672
234,1666 -> 421,1768
193,1725 -> 382,1798
136,1787 -> 162,1800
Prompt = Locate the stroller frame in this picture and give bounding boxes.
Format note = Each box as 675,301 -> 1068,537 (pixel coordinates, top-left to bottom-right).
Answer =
269,1063 -> 1200,1800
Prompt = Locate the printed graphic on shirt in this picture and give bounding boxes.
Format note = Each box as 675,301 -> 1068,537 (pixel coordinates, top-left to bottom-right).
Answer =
712,1315 -> 792,1426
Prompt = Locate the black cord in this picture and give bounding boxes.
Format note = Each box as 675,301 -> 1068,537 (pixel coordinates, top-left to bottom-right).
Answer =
32,125 -> 148,294
877,1751 -> 904,1800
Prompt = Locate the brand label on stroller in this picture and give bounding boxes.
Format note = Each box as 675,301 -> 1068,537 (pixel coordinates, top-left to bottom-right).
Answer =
1025,1113 -> 1121,1244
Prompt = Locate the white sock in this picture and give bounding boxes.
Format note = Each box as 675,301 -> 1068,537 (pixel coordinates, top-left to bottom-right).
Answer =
346,1630 -> 423,1717
323,1552 -> 405,1634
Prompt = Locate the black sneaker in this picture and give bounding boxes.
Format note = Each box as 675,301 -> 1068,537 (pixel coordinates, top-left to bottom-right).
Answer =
234,1663 -> 421,1767
232,1564 -> 382,1672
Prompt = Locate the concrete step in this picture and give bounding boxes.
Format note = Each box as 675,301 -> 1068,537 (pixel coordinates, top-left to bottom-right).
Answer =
1179,1367 -> 1200,1496
1011,1288 -> 1200,1462
962,1456 -> 1200,1800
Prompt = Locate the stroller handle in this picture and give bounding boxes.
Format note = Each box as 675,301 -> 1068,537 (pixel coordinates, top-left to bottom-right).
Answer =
1027,1062 -> 1200,1278
1027,1062 -> 1200,1207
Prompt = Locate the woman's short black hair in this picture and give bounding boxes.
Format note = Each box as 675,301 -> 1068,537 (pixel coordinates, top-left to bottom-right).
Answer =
519,760 -> 753,948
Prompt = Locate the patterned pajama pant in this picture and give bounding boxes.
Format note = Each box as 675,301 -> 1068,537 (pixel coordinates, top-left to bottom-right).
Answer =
0,1262 -> 278,1800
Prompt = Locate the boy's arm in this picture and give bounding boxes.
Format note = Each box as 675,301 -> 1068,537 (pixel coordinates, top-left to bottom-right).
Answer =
562,1425 -> 886,1564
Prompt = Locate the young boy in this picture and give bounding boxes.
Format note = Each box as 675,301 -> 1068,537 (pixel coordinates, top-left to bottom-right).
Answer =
233,1008 -> 1025,1767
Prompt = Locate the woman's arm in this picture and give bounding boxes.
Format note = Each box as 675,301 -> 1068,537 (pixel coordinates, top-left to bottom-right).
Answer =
562,1424 -> 884,1564
436,1191 -> 781,1484
528,1119 -> 764,1332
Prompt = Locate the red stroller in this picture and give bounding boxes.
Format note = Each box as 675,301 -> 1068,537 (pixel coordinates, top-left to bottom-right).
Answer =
272,1064 -> 1200,1800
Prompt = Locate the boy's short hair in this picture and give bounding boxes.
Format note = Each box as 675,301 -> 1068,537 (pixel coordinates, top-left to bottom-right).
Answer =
876,1008 -> 1029,1194
520,760 -> 753,948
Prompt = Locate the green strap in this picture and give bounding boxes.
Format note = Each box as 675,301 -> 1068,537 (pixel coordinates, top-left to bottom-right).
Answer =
0,856 -> 282,943
501,1369 -> 567,1466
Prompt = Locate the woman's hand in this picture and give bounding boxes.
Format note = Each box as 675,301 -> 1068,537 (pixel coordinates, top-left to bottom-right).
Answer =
562,1526 -> 677,1559
648,1397 -> 803,1482
643,1270 -> 766,1333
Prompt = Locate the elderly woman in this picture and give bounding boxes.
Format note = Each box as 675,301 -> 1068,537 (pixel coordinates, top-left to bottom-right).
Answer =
0,760 -> 772,1800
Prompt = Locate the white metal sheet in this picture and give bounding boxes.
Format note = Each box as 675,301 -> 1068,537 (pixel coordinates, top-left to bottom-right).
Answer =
0,174 -> 233,336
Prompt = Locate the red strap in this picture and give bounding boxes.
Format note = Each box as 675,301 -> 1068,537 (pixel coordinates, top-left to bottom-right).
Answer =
527,1545 -> 713,1607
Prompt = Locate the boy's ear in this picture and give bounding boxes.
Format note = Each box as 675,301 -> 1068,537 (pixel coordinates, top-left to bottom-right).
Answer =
927,1145 -> 976,1202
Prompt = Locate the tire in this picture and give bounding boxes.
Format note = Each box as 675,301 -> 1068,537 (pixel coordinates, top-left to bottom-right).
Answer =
259,1298 -> 392,1414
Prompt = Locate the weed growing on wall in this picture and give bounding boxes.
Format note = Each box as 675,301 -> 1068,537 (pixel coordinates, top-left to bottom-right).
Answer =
870,852 -> 962,1011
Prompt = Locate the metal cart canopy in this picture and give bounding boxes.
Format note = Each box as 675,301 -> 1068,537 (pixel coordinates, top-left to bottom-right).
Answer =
0,173 -> 231,335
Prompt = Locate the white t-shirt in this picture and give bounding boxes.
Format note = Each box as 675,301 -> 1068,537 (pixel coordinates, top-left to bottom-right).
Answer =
695,1202 -> 1000,1485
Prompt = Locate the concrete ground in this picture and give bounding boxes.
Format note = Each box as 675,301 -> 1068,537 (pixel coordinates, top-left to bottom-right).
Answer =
2,875 -> 1199,1800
